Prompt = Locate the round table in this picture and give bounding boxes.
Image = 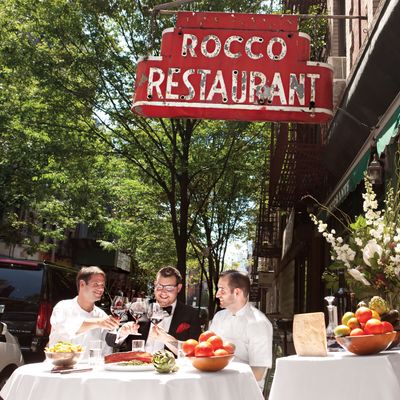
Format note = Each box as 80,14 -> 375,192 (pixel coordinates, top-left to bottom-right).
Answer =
1,361 -> 263,400
269,350 -> 400,400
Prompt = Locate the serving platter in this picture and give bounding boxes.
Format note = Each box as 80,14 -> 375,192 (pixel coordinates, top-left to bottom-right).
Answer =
104,362 -> 154,371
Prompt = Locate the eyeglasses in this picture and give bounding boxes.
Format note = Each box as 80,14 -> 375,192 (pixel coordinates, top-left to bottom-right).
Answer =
155,284 -> 178,292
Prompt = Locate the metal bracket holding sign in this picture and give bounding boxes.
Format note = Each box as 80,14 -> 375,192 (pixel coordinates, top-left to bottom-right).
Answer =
132,11 -> 333,123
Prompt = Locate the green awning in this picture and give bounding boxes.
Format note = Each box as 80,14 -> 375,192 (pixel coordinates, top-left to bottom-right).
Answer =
377,107 -> 400,156
326,105 -> 400,212
327,150 -> 370,211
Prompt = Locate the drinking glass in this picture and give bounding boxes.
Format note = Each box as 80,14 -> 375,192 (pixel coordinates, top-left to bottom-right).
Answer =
131,339 -> 145,352
128,298 -> 149,336
110,295 -> 129,321
176,341 -> 188,367
147,303 -> 166,326
89,340 -> 103,369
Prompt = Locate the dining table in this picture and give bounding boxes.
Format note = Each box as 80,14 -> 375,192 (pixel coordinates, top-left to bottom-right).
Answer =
0,360 -> 264,400
269,349 -> 400,400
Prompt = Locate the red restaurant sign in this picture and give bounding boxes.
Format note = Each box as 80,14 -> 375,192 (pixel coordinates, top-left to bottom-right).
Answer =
132,12 -> 333,123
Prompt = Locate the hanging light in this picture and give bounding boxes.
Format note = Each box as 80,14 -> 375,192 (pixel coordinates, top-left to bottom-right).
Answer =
367,153 -> 383,185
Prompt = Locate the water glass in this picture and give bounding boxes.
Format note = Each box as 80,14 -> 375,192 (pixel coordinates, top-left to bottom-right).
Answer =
89,340 -> 103,368
177,341 -> 188,367
131,339 -> 145,352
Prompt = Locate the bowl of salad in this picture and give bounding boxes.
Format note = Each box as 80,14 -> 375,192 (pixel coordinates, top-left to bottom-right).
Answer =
45,341 -> 84,367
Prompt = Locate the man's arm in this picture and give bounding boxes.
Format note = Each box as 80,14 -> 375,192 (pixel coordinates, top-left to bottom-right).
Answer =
251,366 -> 267,381
77,316 -> 120,334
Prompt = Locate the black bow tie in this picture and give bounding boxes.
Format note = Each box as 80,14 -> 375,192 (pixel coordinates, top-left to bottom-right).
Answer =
162,306 -> 173,315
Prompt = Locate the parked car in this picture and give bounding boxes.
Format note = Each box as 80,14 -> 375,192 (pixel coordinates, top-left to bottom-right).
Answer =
0,321 -> 24,389
0,257 -> 77,362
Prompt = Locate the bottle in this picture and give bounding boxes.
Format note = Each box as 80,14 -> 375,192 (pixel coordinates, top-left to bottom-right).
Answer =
335,270 -> 350,323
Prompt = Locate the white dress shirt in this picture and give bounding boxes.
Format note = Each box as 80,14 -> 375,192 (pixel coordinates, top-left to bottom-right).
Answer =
210,302 -> 273,388
49,297 -> 113,360
145,300 -> 177,353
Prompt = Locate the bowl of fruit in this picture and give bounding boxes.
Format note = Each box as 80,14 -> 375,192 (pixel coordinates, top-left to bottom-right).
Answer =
182,331 -> 235,372
45,341 -> 84,367
334,296 -> 398,355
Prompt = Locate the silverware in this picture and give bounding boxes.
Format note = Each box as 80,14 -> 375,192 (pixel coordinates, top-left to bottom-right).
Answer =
52,367 -> 93,374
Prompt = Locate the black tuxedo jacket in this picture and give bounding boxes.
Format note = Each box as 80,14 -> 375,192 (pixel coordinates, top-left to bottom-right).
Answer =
139,301 -> 202,342
106,302 -> 202,349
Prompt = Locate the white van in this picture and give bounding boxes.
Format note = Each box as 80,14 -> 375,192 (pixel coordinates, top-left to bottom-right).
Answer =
0,322 -> 24,389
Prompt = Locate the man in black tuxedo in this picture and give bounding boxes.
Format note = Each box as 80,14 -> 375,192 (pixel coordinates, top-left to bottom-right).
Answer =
142,266 -> 201,353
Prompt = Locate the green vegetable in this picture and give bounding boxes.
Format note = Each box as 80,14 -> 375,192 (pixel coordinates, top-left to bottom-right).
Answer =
152,350 -> 177,373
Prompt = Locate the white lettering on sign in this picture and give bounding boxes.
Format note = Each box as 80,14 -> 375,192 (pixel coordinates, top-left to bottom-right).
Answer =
181,33 -> 288,61
146,67 -> 320,106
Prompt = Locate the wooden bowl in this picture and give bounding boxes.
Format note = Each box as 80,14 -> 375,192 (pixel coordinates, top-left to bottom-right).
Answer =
336,331 -> 396,355
188,354 -> 234,372
45,351 -> 83,367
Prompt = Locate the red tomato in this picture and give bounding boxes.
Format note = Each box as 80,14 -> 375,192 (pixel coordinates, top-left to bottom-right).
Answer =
355,307 -> 373,324
194,341 -> 214,357
364,318 -> 384,335
214,348 -> 229,356
182,339 -> 199,356
207,335 -> 223,351
350,328 -> 365,336
381,321 -> 394,333
198,330 -> 217,343
222,342 -> 236,354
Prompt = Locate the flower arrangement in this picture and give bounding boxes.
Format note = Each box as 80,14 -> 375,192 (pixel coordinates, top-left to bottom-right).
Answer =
310,174 -> 400,307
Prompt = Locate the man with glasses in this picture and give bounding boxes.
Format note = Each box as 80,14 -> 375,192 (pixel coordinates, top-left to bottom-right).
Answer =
49,266 -> 137,359
144,266 -> 202,353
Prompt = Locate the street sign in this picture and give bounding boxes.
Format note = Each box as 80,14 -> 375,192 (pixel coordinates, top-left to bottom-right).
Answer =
132,12 -> 333,123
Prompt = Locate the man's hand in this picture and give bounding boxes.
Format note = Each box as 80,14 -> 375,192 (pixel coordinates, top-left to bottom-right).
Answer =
98,315 -> 121,330
77,315 -> 120,334
119,322 -> 140,337
149,325 -> 178,354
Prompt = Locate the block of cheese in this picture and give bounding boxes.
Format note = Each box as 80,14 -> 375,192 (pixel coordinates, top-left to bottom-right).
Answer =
293,312 -> 327,356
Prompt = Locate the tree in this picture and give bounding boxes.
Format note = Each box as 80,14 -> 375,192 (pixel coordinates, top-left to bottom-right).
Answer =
1,0 -> 277,304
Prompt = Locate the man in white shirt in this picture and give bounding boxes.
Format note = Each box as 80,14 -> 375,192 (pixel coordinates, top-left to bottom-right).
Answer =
210,270 -> 273,389
49,266 -> 136,359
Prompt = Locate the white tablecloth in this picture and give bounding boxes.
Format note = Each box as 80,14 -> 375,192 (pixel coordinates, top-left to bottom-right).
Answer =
1,361 -> 263,400
269,350 -> 400,400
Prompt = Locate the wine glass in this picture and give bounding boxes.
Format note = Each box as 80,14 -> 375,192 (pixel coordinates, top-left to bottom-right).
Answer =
128,298 -> 149,336
110,295 -> 129,321
147,303 -> 167,326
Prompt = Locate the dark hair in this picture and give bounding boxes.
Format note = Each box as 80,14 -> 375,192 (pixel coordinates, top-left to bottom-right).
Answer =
76,266 -> 105,292
220,270 -> 250,297
156,266 -> 182,285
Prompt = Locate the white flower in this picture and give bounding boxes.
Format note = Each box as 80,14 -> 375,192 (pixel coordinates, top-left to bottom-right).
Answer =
362,240 -> 382,266
318,223 -> 327,233
348,268 -> 371,286
355,237 -> 363,246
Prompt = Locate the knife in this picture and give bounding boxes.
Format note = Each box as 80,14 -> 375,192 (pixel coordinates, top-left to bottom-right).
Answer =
52,367 -> 93,374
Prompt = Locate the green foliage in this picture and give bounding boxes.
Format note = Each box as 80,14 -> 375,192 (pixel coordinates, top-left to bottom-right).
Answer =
1,0 -> 274,307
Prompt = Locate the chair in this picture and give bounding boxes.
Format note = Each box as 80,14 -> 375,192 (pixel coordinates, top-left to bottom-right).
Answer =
263,318 -> 293,399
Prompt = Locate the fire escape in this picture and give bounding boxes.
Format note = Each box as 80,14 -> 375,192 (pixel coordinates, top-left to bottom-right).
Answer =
253,122 -> 327,311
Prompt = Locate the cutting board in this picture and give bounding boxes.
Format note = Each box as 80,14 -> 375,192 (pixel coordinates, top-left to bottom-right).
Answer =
293,312 -> 328,356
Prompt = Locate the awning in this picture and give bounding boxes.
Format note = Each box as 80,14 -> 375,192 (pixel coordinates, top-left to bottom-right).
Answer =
322,0 -> 400,195
325,94 -> 400,210
377,109 -> 400,156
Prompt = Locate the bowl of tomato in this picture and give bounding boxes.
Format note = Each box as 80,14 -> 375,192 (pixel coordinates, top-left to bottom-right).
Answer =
188,354 -> 234,372
335,331 -> 396,355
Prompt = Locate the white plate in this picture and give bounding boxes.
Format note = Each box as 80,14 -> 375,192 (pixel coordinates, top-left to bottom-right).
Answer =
104,362 -> 154,371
